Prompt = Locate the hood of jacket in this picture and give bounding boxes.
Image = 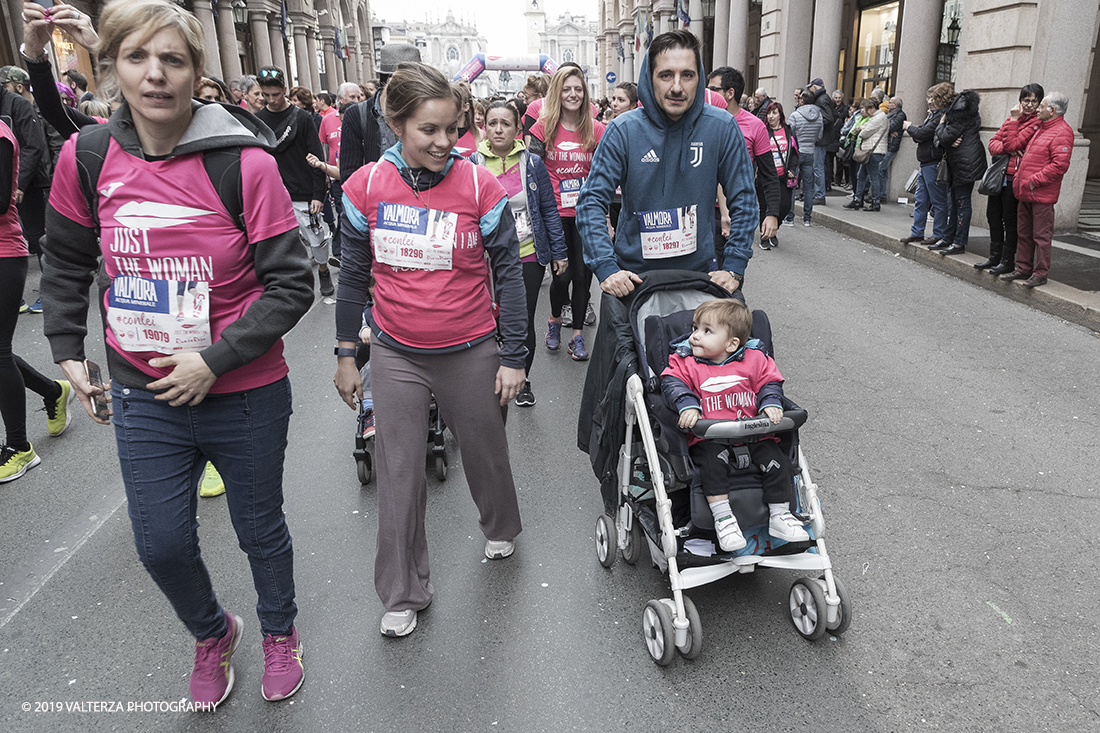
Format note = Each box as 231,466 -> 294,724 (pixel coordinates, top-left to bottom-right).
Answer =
636,49 -> 707,173
944,90 -> 981,125
105,100 -> 277,160
477,136 -> 525,162
792,103 -> 821,123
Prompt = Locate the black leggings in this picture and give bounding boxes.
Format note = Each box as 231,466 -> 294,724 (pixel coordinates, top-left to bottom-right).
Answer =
986,176 -> 1019,251
548,217 -> 591,329
0,256 -> 61,450
521,260 -> 546,376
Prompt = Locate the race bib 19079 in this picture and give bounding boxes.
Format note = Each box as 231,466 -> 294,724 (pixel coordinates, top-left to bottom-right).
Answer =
107,276 -> 212,354
374,202 -> 457,271
638,205 -> 698,259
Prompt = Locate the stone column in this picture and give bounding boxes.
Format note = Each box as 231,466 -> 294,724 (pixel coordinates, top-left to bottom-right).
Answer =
713,0 -> 730,69
292,25 -> 311,91
193,2 -> 222,79
726,0 -> 749,73
250,11 -> 273,71
215,0 -> 242,83
886,0 -> 941,203
809,0 -> 842,91
688,0 -> 704,43
759,0 -> 810,107
269,19 -> 287,75
321,26 -> 340,89
307,30 -> 322,93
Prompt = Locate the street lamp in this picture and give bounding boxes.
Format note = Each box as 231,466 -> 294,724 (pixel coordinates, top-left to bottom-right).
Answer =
232,0 -> 247,26
946,16 -> 961,46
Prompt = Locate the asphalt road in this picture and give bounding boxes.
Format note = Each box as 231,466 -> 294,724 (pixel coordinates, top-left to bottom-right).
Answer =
3,221 -> 1098,733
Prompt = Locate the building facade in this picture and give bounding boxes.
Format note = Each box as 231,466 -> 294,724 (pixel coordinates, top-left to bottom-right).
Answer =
1,0 -> 376,97
598,0 -> 1100,230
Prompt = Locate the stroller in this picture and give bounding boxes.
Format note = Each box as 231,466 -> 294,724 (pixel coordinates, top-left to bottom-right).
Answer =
352,342 -> 450,485
579,271 -> 851,665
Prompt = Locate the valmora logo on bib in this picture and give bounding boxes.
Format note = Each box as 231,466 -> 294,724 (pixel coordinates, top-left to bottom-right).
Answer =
700,374 -> 747,393
113,201 -> 217,229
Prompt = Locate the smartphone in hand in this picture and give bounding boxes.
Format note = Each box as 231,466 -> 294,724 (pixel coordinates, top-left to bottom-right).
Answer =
30,0 -> 56,9
85,360 -> 110,421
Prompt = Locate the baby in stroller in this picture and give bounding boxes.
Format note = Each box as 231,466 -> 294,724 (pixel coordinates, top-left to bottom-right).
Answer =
661,298 -> 810,552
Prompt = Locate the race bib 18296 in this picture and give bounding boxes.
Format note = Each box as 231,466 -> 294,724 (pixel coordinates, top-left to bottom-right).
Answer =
373,202 -> 457,271
559,177 -> 585,209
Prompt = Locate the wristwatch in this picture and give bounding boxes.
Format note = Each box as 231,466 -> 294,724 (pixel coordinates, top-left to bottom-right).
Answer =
728,271 -> 744,283
19,44 -> 48,64
334,347 -> 358,358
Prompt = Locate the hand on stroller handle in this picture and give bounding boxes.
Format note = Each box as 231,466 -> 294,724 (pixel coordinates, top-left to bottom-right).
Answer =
689,408 -> 808,440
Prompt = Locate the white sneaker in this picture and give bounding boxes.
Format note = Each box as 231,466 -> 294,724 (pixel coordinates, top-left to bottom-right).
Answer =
713,511 -> 747,552
485,539 -> 515,559
803,219 -> 811,227
380,610 -> 417,637
769,512 -> 810,543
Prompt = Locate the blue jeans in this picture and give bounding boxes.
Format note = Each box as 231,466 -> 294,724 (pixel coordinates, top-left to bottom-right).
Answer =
943,181 -> 975,247
867,152 -> 886,202
813,146 -> 826,200
799,157 -> 816,220
113,376 -> 297,640
911,163 -> 949,239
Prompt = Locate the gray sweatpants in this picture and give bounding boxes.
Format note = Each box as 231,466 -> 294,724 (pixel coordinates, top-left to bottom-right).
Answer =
372,337 -> 522,612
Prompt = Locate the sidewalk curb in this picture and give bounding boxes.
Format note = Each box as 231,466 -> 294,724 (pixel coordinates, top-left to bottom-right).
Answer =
800,202 -> 1100,334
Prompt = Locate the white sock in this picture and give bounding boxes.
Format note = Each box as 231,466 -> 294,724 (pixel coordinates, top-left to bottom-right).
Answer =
710,499 -> 733,521
768,502 -> 790,518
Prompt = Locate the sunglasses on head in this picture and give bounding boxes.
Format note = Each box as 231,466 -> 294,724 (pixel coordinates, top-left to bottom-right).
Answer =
259,69 -> 284,81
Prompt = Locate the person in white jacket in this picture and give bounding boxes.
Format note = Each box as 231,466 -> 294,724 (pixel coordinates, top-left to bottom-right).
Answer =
854,99 -> 889,211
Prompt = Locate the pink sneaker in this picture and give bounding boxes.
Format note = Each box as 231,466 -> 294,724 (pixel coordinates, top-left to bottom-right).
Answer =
190,612 -> 243,709
261,627 -> 304,701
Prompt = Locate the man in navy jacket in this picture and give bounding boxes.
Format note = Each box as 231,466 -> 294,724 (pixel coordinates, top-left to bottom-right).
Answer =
576,30 -> 757,297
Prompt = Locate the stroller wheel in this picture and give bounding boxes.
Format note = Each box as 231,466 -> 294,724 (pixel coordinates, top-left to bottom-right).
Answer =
435,454 -> 448,481
642,599 -> 677,666
621,514 -> 644,565
356,453 -> 372,485
676,595 -> 703,660
789,578 -> 829,641
820,575 -> 852,635
594,514 -> 616,568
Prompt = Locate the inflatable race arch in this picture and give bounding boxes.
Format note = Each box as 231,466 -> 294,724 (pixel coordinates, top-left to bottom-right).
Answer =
453,54 -> 559,83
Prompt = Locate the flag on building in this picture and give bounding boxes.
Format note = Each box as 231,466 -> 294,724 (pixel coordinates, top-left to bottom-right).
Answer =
676,0 -> 691,27
280,1 -> 288,39
617,34 -> 625,61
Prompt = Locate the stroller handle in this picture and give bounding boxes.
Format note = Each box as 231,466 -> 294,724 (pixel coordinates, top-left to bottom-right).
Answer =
691,409 -> 808,441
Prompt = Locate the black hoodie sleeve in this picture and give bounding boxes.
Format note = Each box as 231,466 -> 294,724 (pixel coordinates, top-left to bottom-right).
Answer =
1,90 -> 46,193
200,227 -> 315,377
26,57 -> 93,139
482,205 -> 528,370
753,151 -> 781,219
42,205 -> 101,363
0,139 -> 12,214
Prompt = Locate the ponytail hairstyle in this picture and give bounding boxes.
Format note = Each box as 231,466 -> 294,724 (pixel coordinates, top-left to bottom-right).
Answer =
539,66 -> 596,151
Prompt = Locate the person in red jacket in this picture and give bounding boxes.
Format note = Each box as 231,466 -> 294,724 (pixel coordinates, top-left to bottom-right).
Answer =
981,84 -> 1044,275
1000,92 -> 1074,288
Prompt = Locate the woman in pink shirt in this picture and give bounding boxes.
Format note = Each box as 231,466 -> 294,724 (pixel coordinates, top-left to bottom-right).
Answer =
529,66 -> 605,361
37,0 -> 313,708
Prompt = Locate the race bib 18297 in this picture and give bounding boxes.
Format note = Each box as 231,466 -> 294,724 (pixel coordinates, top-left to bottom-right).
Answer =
639,205 -> 698,259
374,202 -> 457,271
106,276 -> 212,354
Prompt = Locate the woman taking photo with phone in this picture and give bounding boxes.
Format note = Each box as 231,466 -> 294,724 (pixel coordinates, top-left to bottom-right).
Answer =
333,63 -> 527,639
528,65 -> 605,361
36,0 -> 314,708
475,100 -> 567,407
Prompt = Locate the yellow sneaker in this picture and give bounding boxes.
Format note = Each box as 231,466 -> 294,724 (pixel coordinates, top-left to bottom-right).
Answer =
46,380 -> 74,437
199,462 -> 225,498
0,444 -> 41,483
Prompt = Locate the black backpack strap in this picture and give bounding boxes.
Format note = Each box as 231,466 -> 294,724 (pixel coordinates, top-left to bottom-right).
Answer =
202,147 -> 245,232
74,124 -> 112,227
